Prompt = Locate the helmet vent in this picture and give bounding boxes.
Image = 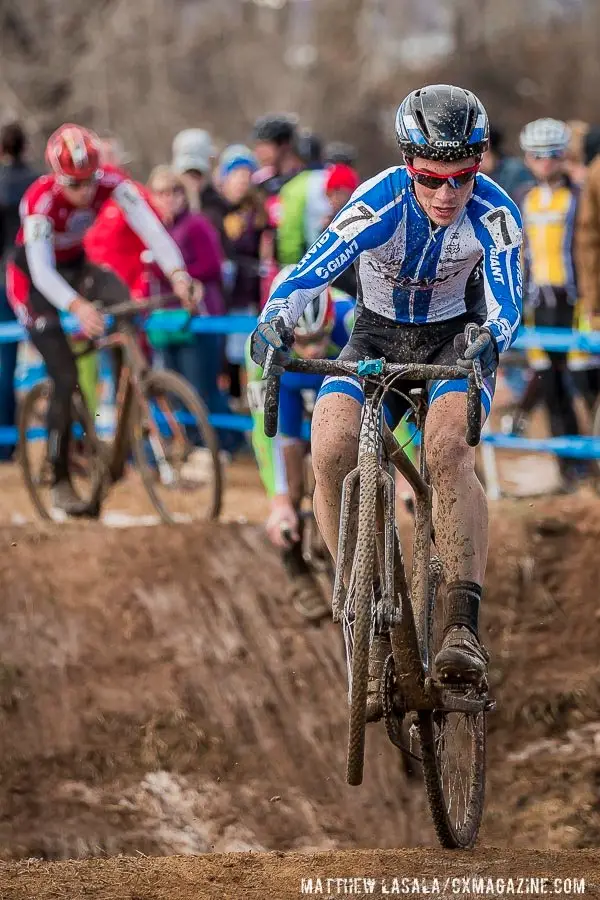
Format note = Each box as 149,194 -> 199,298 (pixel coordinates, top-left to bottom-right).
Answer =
415,109 -> 430,139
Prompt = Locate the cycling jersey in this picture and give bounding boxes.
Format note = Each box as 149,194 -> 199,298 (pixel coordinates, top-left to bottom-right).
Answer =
246,294 -> 354,497
521,179 -> 578,301
83,182 -> 163,298
261,166 -> 523,355
11,167 -> 184,316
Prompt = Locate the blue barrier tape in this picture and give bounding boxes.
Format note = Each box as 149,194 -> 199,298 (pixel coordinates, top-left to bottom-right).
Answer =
482,433 -> 600,459
2,317 -> 600,352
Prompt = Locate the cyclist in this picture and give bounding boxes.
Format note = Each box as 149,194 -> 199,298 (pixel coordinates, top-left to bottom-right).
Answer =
7,123 -> 197,515
246,273 -> 354,621
250,85 -> 523,718
519,118 -> 583,489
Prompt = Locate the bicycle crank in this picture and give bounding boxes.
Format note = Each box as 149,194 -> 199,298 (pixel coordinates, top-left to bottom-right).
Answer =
381,654 -> 422,764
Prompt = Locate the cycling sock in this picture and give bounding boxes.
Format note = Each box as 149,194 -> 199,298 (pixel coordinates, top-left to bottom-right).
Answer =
445,580 -> 482,638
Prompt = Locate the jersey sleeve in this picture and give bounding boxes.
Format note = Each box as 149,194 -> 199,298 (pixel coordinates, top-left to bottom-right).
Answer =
112,180 -> 185,279
244,337 -> 288,498
260,168 -> 403,329
23,214 -> 77,311
472,187 -> 524,353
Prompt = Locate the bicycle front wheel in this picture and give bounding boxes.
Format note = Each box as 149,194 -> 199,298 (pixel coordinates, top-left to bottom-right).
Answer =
345,450 -> 378,787
131,369 -> 223,524
418,561 -> 487,848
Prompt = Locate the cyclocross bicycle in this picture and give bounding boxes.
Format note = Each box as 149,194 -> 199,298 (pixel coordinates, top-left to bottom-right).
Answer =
19,298 -> 222,523
262,341 -> 493,849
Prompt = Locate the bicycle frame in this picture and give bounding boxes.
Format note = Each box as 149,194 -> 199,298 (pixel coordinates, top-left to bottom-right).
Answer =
263,354 -> 488,718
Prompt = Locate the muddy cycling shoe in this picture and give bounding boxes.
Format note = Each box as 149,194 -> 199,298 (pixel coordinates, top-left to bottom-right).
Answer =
51,479 -> 92,517
288,574 -> 330,623
435,626 -> 489,684
366,632 -> 392,722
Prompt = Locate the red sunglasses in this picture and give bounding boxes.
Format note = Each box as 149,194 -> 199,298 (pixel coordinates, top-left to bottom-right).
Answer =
406,160 -> 480,190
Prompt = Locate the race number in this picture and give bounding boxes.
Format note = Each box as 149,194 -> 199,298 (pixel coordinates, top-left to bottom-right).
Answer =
480,207 -> 521,251
331,201 -> 381,241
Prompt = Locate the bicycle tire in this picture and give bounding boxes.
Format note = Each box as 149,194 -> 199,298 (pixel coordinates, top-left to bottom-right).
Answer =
346,451 -> 378,786
19,381 -> 105,521
19,381 -> 53,520
130,369 -> 223,523
418,560 -> 487,848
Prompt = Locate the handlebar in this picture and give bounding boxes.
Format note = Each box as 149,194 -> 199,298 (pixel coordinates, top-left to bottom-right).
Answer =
262,353 -> 482,446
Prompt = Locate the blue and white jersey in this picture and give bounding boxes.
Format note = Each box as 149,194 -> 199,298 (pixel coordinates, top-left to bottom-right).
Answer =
261,166 -> 523,354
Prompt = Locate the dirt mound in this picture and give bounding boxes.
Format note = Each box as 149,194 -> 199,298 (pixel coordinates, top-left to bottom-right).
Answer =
0,521 -> 430,860
0,490 -> 598,873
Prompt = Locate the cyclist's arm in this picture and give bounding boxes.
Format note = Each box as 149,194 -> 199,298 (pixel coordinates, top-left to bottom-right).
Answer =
23,214 -> 78,310
473,199 -> 524,353
245,338 -> 289,498
112,181 -> 186,281
261,168 -> 402,329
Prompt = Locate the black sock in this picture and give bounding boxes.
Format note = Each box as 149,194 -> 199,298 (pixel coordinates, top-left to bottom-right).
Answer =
445,580 -> 482,638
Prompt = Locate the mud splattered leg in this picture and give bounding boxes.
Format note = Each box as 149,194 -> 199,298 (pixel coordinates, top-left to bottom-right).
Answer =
424,392 -> 488,584
311,393 -> 361,578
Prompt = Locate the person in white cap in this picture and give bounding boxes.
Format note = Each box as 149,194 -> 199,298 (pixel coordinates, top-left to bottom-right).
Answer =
172,128 -> 217,212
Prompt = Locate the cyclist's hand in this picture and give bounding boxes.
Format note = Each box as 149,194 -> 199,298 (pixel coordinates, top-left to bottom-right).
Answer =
70,296 -> 104,339
250,315 -> 294,372
266,498 -> 299,549
454,325 -> 498,377
171,270 -> 196,310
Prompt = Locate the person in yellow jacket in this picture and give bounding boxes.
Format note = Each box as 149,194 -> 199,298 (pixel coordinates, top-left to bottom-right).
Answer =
519,118 -> 583,488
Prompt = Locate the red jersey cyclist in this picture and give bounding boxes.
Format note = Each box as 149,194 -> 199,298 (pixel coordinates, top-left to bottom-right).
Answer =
7,124 -> 197,515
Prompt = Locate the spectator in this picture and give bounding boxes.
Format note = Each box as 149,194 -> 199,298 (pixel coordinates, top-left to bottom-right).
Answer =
171,128 -> 220,218
480,125 -> 534,201
583,126 -> 600,167
520,118 -> 582,490
213,145 -> 266,405
146,165 -> 241,455
324,141 -> 358,167
0,122 -> 38,460
564,120 -> 590,187
297,128 -> 331,247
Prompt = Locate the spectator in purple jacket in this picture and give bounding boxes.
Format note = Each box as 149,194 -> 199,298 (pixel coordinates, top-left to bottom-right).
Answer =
212,145 -> 267,405
147,165 -> 242,454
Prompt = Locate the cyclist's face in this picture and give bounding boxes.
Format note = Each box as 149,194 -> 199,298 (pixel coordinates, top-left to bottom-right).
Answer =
411,155 -> 478,227
61,181 -> 96,207
294,334 -> 329,359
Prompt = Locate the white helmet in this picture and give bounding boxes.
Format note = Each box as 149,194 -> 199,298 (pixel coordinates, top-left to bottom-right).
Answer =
271,266 -> 334,338
519,118 -> 571,157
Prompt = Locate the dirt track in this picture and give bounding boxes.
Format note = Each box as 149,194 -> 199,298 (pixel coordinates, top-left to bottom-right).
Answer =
0,464 -> 599,896
2,849 -> 599,899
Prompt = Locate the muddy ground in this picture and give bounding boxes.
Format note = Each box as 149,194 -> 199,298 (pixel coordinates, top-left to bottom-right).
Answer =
0,460 -> 598,896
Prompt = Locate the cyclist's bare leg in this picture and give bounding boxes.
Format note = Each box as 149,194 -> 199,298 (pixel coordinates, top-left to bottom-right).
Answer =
425,391 -> 489,682
311,393 -> 361,577
425,392 -> 488,583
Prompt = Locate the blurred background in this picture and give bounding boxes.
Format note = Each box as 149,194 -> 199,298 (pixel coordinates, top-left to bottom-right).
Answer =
1,0 -> 598,175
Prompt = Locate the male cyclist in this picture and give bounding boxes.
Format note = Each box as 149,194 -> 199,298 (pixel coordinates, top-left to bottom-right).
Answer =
250,85 -> 523,719
247,275 -> 354,621
7,124 -> 196,515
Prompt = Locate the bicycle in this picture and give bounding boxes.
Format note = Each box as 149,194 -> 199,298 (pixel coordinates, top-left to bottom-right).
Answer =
262,341 -> 493,849
19,297 -> 222,524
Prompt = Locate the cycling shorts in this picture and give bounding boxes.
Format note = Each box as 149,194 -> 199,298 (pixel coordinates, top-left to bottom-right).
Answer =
316,306 -> 495,426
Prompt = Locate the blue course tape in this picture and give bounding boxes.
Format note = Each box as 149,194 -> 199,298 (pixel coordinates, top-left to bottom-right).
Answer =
482,433 -> 600,459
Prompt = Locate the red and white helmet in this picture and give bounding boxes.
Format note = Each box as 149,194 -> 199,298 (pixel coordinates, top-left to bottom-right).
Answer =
45,124 -> 102,183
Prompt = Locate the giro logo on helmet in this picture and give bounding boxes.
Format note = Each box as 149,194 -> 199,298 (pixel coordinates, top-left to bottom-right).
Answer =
434,141 -> 462,148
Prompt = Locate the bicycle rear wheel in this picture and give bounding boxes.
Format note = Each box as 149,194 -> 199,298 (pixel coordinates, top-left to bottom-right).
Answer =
417,560 -> 487,848
19,381 -> 104,521
345,451 -> 378,786
130,369 -> 222,524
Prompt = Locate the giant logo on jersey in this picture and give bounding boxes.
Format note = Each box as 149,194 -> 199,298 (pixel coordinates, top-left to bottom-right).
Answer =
315,240 -> 358,278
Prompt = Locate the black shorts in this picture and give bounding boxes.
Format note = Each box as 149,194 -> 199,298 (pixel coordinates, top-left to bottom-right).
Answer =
318,306 -> 495,424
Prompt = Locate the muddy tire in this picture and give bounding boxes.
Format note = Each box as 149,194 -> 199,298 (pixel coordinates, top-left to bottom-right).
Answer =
418,557 -> 487,848
346,451 -> 378,786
